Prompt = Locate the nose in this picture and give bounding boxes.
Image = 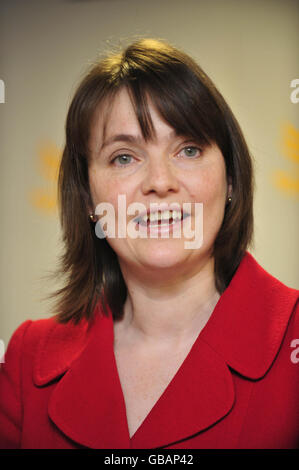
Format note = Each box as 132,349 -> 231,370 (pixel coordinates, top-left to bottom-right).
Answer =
141,155 -> 180,197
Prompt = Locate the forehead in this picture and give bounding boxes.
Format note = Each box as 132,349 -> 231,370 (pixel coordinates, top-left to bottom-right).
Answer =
89,87 -> 174,149
104,88 -> 141,132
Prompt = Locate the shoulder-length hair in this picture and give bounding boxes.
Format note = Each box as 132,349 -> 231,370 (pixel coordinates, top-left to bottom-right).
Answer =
51,38 -> 254,324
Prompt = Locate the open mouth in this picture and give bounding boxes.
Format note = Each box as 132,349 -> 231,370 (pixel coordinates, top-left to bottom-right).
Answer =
134,209 -> 190,227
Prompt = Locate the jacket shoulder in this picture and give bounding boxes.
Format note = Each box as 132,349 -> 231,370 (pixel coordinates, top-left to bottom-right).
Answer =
287,296 -> 299,339
26,316 -> 91,386
4,315 -> 92,386
2,317 -> 55,367
0,316 -> 91,448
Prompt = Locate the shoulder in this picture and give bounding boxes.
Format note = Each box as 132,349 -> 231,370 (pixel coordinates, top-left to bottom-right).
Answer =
2,318 -> 55,367
201,252 -> 299,379
234,251 -> 299,313
4,316 -> 84,354
2,312 -> 96,386
235,251 -> 299,346
286,295 -> 299,347
239,253 -> 299,373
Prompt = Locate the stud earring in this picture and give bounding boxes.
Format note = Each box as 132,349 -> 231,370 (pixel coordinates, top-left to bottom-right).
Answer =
89,213 -> 96,222
227,196 -> 232,203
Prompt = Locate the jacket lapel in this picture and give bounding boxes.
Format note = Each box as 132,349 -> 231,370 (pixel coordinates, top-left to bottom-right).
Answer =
33,252 -> 299,449
132,254 -> 299,448
47,312 -> 131,449
42,309 -> 234,449
199,252 -> 299,379
130,337 -> 235,448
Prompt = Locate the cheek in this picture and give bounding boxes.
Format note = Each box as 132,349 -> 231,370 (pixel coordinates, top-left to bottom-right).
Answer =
89,169 -> 115,205
189,169 -> 227,239
89,174 -> 133,215
203,178 -> 227,233
188,169 -> 226,204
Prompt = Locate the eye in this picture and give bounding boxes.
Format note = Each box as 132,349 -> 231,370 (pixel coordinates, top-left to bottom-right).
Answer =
179,146 -> 201,158
111,154 -> 133,166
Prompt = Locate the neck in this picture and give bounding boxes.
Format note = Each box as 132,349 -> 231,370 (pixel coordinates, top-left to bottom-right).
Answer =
114,256 -> 220,347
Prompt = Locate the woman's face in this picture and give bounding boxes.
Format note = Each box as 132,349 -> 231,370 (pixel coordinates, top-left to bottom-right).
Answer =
88,87 -> 232,278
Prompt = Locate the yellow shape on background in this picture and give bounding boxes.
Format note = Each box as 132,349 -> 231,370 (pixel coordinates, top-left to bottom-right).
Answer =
37,142 -> 61,182
30,188 -> 58,212
281,122 -> 299,164
272,122 -> 299,199
272,171 -> 299,198
29,141 -> 62,214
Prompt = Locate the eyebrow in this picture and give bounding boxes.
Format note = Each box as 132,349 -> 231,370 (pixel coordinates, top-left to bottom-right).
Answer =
100,130 -> 178,151
101,134 -> 143,150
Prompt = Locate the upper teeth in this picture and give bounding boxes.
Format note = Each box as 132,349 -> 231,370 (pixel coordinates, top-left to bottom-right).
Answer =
141,210 -> 183,224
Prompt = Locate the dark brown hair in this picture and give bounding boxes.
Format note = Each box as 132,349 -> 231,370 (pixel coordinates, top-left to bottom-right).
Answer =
51,38 -> 254,324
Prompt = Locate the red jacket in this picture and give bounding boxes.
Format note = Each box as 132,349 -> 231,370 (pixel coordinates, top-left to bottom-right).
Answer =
0,252 -> 298,449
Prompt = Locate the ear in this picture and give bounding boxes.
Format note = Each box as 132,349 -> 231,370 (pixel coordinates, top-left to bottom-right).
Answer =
227,175 -> 233,198
87,192 -> 95,216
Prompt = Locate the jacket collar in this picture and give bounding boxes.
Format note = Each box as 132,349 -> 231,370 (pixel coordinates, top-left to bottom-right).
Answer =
33,252 -> 299,448
45,311 -> 234,448
199,252 -> 298,379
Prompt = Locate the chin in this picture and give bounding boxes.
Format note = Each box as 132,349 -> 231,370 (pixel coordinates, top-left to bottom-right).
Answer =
134,240 -> 191,269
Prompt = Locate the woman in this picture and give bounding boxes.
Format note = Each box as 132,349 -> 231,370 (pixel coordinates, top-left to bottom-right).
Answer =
0,39 -> 298,449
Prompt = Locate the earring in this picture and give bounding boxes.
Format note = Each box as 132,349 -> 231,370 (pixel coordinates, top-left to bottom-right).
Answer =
227,196 -> 232,203
89,213 -> 96,222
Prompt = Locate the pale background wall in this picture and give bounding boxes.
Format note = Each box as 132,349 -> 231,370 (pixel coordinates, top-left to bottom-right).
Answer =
0,0 -> 298,349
